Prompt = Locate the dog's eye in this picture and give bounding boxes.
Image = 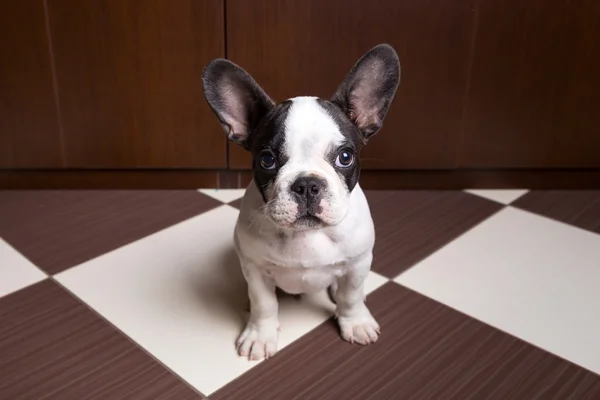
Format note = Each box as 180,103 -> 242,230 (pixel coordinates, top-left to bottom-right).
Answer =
335,150 -> 354,168
259,151 -> 277,170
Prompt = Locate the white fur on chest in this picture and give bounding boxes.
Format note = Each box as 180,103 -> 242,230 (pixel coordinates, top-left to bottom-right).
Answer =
234,182 -> 374,294
259,230 -> 352,294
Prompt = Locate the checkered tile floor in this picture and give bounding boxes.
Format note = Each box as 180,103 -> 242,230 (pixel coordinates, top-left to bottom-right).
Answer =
1,188 -> 600,399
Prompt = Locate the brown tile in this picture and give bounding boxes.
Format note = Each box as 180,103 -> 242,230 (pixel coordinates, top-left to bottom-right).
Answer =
512,191 -> 600,234
366,191 -> 503,278
0,280 -> 202,399
0,190 -> 221,274
212,283 -> 600,400
228,198 -> 243,209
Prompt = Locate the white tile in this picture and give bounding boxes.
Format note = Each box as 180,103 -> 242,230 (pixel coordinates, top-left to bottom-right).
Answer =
0,239 -> 47,297
363,271 -> 389,294
465,189 -> 528,204
198,189 -> 245,204
276,270 -> 387,352
396,207 -> 600,375
56,205 -> 387,395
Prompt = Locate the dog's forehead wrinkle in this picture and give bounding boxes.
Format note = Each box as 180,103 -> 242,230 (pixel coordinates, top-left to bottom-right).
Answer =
282,97 -> 344,160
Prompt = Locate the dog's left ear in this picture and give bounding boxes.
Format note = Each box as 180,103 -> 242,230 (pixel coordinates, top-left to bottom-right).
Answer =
332,44 -> 400,141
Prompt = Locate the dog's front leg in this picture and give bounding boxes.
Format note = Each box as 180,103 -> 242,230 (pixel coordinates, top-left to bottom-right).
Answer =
334,253 -> 380,345
236,261 -> 279,360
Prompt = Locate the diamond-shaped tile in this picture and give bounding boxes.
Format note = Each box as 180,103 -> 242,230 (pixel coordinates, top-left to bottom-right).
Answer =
465,189 -> 528,204
228,198 -> 243,210
198,189 -> 246,204
366,191 -> 503,278
397,207 -> 600,376
0,280 -> 200,399
0,190 -> 220,274
56,204 -> 387,395
512,190 -> 600,234
212,282 -> 600,399
0,239 -> 46,298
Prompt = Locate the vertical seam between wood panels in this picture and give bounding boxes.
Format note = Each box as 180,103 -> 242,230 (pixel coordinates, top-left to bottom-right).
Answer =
458,0 -> 480,169
223,0 -> 231,172
43,0 -> 67,167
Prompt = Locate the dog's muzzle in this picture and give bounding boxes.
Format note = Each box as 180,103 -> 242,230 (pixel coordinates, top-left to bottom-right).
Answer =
289,176 -> 327,218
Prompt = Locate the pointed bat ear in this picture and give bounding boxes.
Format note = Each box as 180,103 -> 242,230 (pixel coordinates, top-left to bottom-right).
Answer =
202,59 -> 274,150
332,44 -> 400,141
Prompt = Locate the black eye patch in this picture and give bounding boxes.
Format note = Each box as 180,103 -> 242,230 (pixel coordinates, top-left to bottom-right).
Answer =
249,101 -> 293,202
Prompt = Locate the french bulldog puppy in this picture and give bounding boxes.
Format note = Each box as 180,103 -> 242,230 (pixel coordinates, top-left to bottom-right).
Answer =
202,44 -> 400,360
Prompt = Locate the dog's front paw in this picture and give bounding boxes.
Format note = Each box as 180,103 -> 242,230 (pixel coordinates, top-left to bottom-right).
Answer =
337,313 -> 380,345
236,321 -> 279,360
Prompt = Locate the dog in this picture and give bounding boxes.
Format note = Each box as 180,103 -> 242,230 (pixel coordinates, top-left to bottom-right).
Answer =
202,44 -> 400,360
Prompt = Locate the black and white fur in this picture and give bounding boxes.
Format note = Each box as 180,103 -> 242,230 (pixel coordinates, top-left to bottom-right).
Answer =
203,44 -> 400,360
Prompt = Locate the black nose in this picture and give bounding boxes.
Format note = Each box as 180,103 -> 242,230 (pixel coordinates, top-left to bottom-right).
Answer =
290,176 -> 326,204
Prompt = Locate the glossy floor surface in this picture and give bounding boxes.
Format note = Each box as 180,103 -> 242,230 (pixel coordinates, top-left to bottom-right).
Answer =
1,189 -> 600,399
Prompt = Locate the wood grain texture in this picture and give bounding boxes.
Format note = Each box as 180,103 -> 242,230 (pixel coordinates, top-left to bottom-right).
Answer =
0,0 -> 63,168
366,191 -> 502,277
226,0 -> 476,169
0,280 -> 202,399
462,0 -> 600,168
0,190 -> 221,273
46,0 -> 226,168
212,283 -> 600,399
513,191 -> 600,234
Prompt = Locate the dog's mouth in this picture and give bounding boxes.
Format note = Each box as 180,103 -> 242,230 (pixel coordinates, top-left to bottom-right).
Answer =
263,196 -> 330,230
264,210 -> 325,231
292,213 -> 323,229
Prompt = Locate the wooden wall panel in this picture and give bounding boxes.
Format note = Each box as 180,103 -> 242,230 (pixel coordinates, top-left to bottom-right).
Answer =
462,0 -> 600,168
226,0 -> 476,170
0,0 -> 63,168
47,0 -> 226,168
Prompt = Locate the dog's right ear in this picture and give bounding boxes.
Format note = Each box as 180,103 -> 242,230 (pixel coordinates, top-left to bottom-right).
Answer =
202,59 -> 275,150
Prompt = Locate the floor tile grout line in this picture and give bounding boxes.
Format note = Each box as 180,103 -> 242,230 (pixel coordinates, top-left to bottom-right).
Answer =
389,199 -> 600,289
208,278 -> 393,398
0,238 -> 51,300
507,204 -> 600,237
50,203 -> 235,278
505,190 -> 529,205
0,277 -> 51,301
0,237 -> 51,278
5,190 -> 598,391
48,276 -> 207,399
389,279 -> 600,378
1,190 -> 226,277
462,188 -> 530,206
49,272 -> 391,398
196,189 -> 234,205
9,190 -> 597,393
197,188 -> 245,205
389,203 -> 508,282
48,217 -> 368,396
